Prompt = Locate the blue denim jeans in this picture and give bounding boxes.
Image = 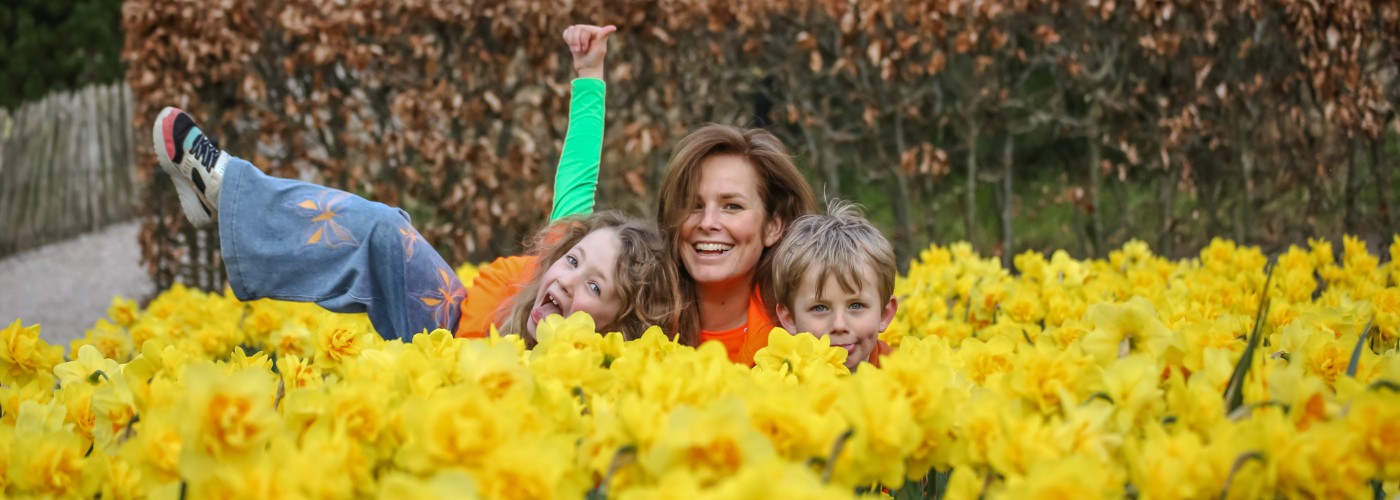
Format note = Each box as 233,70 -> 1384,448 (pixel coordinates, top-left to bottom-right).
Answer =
218,157 -> 464,340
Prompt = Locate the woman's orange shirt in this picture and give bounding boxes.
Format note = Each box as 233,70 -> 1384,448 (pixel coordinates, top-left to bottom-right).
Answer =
700,288 -> 778,367
454,256 -> 537,339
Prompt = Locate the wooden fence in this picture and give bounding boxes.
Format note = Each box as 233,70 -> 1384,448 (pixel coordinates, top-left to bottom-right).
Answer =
0,83 -> 138,258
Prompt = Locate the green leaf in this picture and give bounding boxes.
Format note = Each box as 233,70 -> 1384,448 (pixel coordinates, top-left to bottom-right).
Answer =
1226,400 -> 1290,422
594,444 -> 637,498
1369,380 -> 1400,393
893,477 -> 925,500
1223,259 -> 1275,413
1085,392 -> 1115,405
1220,451 -> 1264,500
823,429 -> 855,484
1346,318 -> 1373,378
931,469 -> 952,500
87,369 -> 110,384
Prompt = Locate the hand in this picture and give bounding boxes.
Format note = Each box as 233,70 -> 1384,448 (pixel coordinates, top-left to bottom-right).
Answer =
564,24 -> 616,80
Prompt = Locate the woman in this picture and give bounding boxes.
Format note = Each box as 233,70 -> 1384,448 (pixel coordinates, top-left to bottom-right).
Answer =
656,126 -> 818,364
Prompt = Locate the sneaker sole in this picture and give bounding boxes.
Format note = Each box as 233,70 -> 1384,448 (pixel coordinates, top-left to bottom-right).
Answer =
153,107 -> 214,229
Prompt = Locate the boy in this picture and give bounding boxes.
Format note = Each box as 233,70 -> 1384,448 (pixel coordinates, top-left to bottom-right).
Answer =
771,201 -> 898,371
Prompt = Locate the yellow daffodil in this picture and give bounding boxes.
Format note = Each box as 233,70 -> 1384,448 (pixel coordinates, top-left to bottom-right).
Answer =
1345,387 -> 1400,480
2,235 -> 1398,498
0,319 -> 64,386
88,451 -> 146,500
705,458 -> 852,499
954,335 -> 1015,385
640,398 -> 776,489
832,367 -> 920,487
1101,353 -> 1165,431
739,377 -> 847,463
1274,421 -> 1377,498
106,295 -> 141,328
125,410 -> 184,485
313,322 -> 372,373
6,426 -> 92,497
267,323 -> 315,358
6,399 -> 94,497
1125,422 -> 1221,499
476,435 -> 590,500
178,363 -> 280,475
90,370 -> 138,451
0,370 -> 56,426
378,470 -> 481,499
395,384 -> 509,474
56,381 -> 98,444
456,262 -> 481,288
1001,340 -> 1100,415
71,318 -> 135,362
752,329 -> 849,382
996,454 -> 1123,499
1081,297 -> 1179,364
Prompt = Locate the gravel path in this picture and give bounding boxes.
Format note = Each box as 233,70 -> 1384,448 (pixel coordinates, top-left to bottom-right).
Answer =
0,221 -> 153,350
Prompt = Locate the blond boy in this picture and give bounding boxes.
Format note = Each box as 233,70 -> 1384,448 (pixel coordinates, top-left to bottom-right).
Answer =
772,201 -> 897,371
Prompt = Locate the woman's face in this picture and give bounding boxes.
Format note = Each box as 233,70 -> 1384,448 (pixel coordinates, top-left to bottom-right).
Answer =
678,155 -> 783,290
525,228 -> 623,338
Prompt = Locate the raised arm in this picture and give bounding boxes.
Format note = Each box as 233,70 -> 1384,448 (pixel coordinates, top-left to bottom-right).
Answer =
550,24 -> 616,221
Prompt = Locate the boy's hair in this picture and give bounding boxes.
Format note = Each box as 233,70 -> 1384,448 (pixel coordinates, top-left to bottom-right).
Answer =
499,211 -> 682,344
771,200 -> 897,308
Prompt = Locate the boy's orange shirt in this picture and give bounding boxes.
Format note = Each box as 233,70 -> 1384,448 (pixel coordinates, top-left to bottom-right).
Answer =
868,340 -> 893,368
454,256 -> 537,339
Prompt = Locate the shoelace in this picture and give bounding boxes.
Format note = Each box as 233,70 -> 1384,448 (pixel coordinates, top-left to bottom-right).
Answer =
189,134 -> 222,171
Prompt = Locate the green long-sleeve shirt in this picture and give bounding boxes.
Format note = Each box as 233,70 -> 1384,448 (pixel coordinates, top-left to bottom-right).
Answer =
549,78 -> 605,221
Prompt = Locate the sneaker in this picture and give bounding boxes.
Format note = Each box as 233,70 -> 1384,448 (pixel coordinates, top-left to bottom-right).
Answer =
152,107 -> 228,229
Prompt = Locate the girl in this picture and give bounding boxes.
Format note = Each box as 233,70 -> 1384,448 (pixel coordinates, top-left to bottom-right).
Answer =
151,25 -> 679,344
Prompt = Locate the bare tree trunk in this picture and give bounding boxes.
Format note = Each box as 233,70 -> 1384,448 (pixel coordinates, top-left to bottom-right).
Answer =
1345,136 -> 1362,235
965,124 -> 979,249
1113,168 -> 1132,245
890,109 -> 917,273
819,100 -> 841,198
1204,177 -> 1224,242
800,121 -> 836,198
1237,147 -> 1255,245
1159,162 -> 1179,257
1080,100 -> 1103,254
922,121 -> 948,243
1087,109 -> 1104,257
1001,133 -> 1015,270
1373,134 -> 1394,232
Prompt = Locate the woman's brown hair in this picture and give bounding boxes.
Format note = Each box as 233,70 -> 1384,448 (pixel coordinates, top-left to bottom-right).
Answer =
498,211 -> 683,345
656,125 -> 817,345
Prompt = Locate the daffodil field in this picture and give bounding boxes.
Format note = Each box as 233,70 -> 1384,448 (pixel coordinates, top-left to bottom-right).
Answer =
3,237 -> 1399,498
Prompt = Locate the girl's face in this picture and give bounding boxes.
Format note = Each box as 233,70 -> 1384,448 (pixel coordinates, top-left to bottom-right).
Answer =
526,228 -> 624,338
678,155 -> 783,290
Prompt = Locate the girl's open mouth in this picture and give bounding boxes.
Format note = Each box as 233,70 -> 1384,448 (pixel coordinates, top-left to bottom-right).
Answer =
530,292 -> 562,323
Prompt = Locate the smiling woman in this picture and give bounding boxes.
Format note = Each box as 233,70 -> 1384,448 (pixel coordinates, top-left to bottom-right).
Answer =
657,125 -> 818,364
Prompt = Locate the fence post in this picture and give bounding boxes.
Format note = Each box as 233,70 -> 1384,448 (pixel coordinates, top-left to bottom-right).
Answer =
0,83 -> 137,259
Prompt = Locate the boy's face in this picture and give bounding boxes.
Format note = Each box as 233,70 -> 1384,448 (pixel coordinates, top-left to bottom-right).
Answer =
776,269 -> 898,371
